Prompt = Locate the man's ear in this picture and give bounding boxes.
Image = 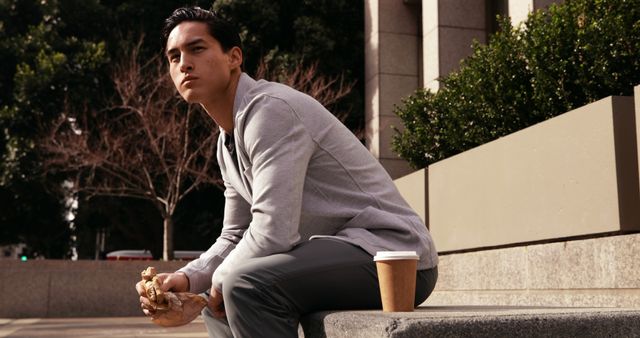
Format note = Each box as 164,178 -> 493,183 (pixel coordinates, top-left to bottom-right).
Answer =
228,46 -> 243,69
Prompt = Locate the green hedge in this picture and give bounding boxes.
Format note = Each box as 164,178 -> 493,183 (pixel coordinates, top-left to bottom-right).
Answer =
393,0 -> 640,169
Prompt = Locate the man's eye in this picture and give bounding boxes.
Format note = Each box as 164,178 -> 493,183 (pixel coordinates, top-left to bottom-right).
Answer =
193,46 -> 204,52
169,55 -> 179,63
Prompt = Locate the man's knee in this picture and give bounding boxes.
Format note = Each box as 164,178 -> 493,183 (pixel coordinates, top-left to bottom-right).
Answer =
223,259 -> 298,315
221,261 -> 269,304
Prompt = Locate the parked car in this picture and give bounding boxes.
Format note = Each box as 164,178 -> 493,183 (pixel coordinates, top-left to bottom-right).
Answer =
105,250 -> 203,261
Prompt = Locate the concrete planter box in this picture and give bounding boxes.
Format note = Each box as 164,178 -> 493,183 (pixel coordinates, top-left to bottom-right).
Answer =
425,95 -> 639,252
395,90 -> 640,253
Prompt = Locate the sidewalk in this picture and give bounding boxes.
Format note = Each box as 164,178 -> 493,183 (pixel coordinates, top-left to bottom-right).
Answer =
3,306 -> 640,337
0,317 -> 207,338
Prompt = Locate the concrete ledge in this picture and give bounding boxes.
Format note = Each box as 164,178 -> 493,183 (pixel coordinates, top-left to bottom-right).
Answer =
425,233 -> 640,307
0,317 -> 207,337
0,260 -> 185,318
301,306 -> 640,338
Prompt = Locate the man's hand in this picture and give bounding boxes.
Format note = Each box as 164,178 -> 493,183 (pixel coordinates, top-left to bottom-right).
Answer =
208,287 -> 226,318
136,272 -> 190,316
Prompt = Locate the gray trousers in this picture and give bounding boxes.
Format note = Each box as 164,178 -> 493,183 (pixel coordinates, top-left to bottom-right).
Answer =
202,238 -> 438,338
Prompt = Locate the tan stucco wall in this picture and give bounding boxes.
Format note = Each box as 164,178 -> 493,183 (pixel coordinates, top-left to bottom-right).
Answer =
394,168 -> 427,224
427,95 -> 638,252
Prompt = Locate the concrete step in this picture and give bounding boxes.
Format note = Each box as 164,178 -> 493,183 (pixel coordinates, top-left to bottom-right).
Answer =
300,306 -> 640,338
426,233 -> 640,308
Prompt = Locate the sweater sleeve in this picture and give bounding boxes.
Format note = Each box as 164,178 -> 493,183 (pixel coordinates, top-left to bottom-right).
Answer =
177,141 -> 253,293
211,95 -> 315,292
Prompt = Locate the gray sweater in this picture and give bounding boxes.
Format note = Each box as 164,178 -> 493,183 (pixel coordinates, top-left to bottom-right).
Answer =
179,73 -> 438,293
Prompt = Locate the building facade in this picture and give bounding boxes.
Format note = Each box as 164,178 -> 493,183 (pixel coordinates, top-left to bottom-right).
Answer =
365,0 -> 561,179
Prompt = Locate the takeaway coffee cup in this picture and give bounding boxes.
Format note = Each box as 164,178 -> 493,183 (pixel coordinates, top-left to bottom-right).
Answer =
374,251 -> 419,312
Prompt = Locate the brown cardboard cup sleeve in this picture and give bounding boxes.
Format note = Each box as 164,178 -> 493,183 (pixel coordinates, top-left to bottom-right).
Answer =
374,251 -> 419,312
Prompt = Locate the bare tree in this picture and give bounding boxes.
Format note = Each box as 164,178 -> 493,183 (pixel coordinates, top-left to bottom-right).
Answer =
255,59 -> 356,128
43,40 -> 221,260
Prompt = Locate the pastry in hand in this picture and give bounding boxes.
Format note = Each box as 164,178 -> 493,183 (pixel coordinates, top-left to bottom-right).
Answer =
141,267 -> 168,309
140,266 -> 208,327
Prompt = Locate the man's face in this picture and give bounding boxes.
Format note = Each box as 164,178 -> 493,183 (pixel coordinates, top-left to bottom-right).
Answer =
165,21 -> 236,103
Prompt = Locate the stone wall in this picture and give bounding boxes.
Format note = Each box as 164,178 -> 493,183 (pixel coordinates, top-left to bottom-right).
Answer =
0,260 -> 185,318
424,233 -> 640,307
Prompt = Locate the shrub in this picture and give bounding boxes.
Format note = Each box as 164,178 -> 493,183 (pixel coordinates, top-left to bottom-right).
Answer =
393,0 -> 640,169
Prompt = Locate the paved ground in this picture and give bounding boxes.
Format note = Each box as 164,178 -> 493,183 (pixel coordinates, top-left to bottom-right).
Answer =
302,306 -> 640,337
0,317 -> 207,338
4,306 -> 640,337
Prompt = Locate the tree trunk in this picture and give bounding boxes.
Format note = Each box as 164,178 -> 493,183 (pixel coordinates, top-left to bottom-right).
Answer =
163,216 -> 174,261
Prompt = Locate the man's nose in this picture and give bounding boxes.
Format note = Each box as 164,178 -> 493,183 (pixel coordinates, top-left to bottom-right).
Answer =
179,56 -> 193,73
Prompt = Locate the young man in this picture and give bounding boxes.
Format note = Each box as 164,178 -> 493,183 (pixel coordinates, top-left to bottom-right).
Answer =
136,7 -> 438,338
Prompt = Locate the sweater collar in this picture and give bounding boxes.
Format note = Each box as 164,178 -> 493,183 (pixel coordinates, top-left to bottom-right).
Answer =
232,72 -> 257,123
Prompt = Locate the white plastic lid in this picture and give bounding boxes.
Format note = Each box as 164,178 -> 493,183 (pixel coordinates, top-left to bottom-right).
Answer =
373,251 -> 419,261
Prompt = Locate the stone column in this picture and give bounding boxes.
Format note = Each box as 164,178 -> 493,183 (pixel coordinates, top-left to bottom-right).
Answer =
508,0 -> 534,26
509,0 -> 562,26
422,0 -> 488,91
534,0 -> 563,11
364,0 -> 421,179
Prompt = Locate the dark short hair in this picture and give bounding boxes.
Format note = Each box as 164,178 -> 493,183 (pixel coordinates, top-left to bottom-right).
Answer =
161,7 -> 242,53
